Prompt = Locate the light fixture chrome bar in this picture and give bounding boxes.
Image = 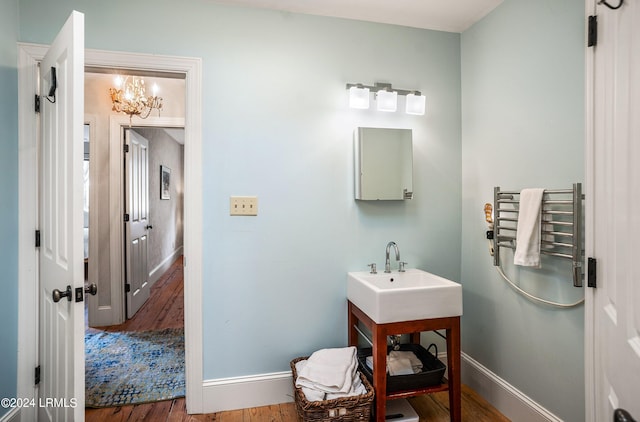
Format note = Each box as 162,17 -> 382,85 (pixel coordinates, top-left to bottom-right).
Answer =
346,82 -> 421,96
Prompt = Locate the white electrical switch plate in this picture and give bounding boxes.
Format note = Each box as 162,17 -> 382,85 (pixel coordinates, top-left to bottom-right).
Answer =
230,196 -> 258,216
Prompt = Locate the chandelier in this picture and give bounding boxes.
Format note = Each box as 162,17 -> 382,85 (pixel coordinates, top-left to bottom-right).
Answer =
109,75 -> 163,123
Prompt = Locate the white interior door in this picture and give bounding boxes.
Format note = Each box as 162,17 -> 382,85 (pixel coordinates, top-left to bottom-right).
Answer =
38,11 -> 85,421
125,128 -> 151,318
590,1 -> 640,420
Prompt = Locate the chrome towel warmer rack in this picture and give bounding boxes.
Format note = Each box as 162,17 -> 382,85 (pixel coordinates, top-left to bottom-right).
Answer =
493,183 -> 584,287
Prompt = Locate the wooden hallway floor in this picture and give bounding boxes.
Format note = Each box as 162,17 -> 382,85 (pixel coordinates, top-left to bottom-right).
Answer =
85,256 -> 184,334
85,257 -> 508,421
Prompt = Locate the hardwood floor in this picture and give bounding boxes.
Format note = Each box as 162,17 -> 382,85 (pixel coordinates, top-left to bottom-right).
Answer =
85,256 -> 185,421
86,257 -> 508,421
86,385 -> 509,421
85,256 -> 184,334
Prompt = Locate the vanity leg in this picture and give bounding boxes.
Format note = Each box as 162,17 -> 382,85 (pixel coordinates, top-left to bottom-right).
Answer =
373,325 -> 387,422
348,302 -> 358,347
410,332 -> 421,344
446,317 -> 461,422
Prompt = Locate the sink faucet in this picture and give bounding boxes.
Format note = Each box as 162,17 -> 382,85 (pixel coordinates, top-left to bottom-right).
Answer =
385,241 -> 400,273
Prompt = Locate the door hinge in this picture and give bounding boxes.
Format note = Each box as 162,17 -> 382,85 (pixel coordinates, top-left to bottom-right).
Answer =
588,257 -> 597,288
125,283 -> 131,293
123,144 -> 129,153
35,365 -> 41,385
124,213 -> 130,222
35,230 -> 41,248
588,15 -> 598,47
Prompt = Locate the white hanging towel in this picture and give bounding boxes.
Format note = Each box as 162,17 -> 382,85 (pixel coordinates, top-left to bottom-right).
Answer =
514,188 -> 545,267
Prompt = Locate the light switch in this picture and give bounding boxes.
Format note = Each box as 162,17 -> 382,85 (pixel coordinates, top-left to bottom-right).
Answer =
230,196 -> 258,216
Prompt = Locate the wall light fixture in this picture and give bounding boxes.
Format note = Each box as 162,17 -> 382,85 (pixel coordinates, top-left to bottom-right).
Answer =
348,84 -> 370,109
346,82 -> 426,115
405,93 -> 426,115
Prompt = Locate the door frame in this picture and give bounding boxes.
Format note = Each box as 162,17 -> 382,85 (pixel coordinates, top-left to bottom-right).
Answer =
17,43 -> 204,417
584,1 -> 596,421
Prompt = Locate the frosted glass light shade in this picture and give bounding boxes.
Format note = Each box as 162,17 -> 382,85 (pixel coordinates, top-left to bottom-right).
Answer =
349,86 -> 370,109
406,93 -> 426,115
376,90 -> 398,112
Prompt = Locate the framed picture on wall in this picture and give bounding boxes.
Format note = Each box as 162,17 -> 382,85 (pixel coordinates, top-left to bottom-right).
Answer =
161,165 -> 171,200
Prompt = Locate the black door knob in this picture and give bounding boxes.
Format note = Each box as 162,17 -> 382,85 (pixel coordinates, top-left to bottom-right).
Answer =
615,409 -> 637,422
52,285 -> 72,303
84,283 -> 97,296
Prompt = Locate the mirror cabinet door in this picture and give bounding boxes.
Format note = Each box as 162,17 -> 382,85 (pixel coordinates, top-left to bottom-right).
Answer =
355,127 -> 413,200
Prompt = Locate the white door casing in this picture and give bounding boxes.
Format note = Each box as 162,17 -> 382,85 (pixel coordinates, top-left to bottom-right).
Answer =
37,11 -> 85,421
18,45 -> 203,416
124,128 -> 151,318
587,0 -> 640,420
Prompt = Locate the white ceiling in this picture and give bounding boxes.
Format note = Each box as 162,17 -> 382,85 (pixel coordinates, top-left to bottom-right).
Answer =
212,0 -> 503,33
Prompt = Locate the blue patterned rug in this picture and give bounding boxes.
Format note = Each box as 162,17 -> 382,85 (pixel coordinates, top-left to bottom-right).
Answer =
85,328 -> 185,407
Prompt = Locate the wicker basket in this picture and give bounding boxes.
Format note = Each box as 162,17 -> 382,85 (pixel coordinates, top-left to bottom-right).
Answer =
290,356 -> 374,422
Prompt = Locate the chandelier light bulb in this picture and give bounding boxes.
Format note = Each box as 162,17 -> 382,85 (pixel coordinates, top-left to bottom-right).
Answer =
109,75 -> 163,125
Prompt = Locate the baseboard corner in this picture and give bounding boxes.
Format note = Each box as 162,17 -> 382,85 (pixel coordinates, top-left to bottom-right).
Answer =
461,352 -> 562,422
149,246 -> 183,286
0,408 -> 20,422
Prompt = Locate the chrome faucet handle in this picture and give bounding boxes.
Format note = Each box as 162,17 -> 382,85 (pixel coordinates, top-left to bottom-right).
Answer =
398,261 -> 407,272
367,263 -> 377,274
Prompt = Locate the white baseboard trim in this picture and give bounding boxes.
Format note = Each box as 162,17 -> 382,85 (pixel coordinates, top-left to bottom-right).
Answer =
201,371 -> 294,413
149,246 -> 183,287
461,352 -> 562,422
197,351 -> 560,420
0,408 -> 20,422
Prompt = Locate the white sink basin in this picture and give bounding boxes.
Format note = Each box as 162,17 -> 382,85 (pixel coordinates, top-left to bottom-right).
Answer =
347,269 -> 463,324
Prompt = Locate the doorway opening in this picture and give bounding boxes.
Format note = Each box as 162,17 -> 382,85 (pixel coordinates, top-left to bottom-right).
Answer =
83,70 -> 187,409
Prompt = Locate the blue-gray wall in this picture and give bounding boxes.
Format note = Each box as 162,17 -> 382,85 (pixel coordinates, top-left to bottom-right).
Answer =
18,0 -> 462,379
461,0 -> 585,420
0,0 -> 19,418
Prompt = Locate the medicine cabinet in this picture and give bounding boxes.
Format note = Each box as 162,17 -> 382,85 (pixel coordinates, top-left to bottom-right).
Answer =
354,127 -> 413,201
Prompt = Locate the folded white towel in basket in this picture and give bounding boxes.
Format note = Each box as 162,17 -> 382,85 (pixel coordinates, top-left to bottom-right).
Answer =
514,188 -> 545,267
295,346 -> 366,401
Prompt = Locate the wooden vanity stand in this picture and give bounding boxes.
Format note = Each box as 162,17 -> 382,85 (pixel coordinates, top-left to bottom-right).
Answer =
348,301 -> 461,422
